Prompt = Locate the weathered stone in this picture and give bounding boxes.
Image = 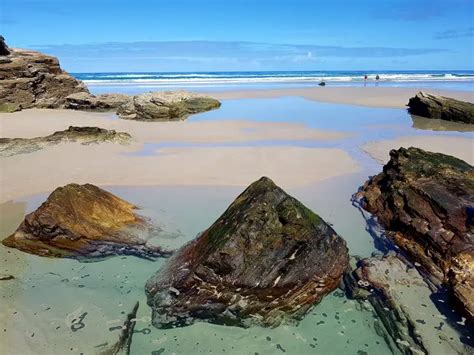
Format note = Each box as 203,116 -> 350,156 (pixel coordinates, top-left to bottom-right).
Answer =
408,92 -> 474,124
345,255 -> 469,355
65,92 -> 131,111
117,91 -> 221,121
0,126 -> 132,157
355,147 -> 474,320
0,35 -> 10,56
145,176 -> 349,328
3,184 -> 171,260
0,40 -> 88,111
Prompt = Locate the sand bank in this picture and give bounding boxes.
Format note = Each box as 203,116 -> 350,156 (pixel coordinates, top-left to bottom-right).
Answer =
211,87 -> 473,109
363,135 -> 474,164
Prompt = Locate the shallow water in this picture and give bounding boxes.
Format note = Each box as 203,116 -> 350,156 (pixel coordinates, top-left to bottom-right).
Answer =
1,97 -> 473,354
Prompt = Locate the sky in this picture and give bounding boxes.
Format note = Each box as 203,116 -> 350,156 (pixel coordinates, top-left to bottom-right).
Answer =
1,0 -> 473,72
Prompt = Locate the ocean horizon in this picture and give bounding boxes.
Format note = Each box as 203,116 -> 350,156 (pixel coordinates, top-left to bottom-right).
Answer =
75,70 -> 474,93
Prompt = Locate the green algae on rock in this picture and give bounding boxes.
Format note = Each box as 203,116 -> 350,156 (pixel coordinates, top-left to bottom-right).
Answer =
408,92 -> 474,124
3,183 -> 171,260
116,91 -> 221,121
145,176 -> 349,328
355,147 -> 474,320
0,126 -> 132,157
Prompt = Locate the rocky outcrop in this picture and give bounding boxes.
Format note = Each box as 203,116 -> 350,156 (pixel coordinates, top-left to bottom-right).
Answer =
0,35 -> 9,56
117,91 -> 221,121
355,147 -> 474,320
65,92 -> 131,111
145,176 -> 349,328
3,183 -> 171,260
0,41 -> 88,112
344,255 -> 469,355
0,126 -> 131,157
408,92 -> 474,124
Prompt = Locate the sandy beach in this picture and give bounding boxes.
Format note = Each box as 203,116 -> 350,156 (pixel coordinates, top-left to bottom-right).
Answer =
212,86 -> 474,109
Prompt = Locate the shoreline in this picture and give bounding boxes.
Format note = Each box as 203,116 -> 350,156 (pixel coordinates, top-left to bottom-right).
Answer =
210,86 -> 474,109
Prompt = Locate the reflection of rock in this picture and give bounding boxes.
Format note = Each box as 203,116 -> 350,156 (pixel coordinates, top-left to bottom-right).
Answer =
408,92 -> 474,124
117,91 -> 221,121
0,126 -> 132,157
411,114 -> 474,132
65,92 -> 131,111
0,39 -> 88,112
345,254 -> 469,355
3,184 -> 171,260
100,302 -> 139,355
146,176 -> 349,328
356,147 -> 474,320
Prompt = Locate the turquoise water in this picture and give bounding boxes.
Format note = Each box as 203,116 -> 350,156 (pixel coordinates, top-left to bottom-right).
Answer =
1,97 -> 473,354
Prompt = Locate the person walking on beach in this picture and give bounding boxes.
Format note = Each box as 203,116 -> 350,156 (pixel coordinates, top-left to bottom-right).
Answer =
364,74 -> 368,86
375,74 -> 380,86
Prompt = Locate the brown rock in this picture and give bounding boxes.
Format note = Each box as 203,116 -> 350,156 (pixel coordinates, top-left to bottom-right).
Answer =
3,183 -> 171,260
356,147 -> 474,320
145,176 -> 349,328
65,92 -> 131,111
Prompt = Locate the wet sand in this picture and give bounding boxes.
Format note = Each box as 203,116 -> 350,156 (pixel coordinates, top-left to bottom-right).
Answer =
363,135 -> 474,164
211,86 -> 473,109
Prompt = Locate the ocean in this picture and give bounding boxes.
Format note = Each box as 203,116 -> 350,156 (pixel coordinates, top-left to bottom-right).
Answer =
73,70 -> 474,94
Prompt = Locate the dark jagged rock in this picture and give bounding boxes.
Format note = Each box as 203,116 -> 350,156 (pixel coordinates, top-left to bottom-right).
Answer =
145,176 -> 349,328
117,91 -> 221,121
3,184 -> 171,260
0,274 -> 15,281
344,254 -> 468,355
100,302 -> 139,355
0,39 -> 88,112
355,147 -> 474,320
65,92 -> 131,111
408,92 -> 474,124
0,35 -> 10,56
0,126 -> 132,157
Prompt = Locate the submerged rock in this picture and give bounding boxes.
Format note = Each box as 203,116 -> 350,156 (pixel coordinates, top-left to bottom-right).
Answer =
116,91 -> 221,121
3,183 -> 171,260
145,176 -> 349,328
0,38 -> 88,112
65,92 -> 131,111
0,126 -> 132,157
345,255 -> 469,355
356,147 -> 474,320
408,92 -> 474,124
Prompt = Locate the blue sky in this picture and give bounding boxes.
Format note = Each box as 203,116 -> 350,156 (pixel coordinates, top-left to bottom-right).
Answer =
1,0 -> 473,72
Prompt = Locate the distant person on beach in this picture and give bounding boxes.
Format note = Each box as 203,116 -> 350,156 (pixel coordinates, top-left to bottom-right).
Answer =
375,74 -> 380,86
364,74 -> 368,86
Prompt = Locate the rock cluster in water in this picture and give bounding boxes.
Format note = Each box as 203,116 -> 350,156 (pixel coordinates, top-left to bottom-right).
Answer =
3,183 -> 171,260
0,126 -> 132,157
0,43 -> 88,112
408,92 -> 474,124
145,177 -> 349,328
356,147 -> 474,320
116,91 -> 221,121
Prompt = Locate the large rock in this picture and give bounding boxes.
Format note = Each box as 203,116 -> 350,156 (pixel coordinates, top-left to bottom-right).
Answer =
344,255 -> 469,355
0,40 -> 88,112
3,183 -> 171,260
117,91 -> 221,121
65,92 -> 131,111
355,147 -> 474,320
145,177 -> 349,328
0,126 -> 131,157
0,35 -> 10,56
408,92 -> 474,124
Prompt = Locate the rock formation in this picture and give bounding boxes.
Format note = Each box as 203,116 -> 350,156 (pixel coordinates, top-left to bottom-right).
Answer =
355,147 -> 474,320
145,176 -> 349,328
65,92 -> 131,111
0,35 -> 10,56
0,40 -> 88,112
408,92 -> 474,124
0,126 -> 131,157
117,91 -> 221,121
3,183 -> 171,260
344,254 -> 469,355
